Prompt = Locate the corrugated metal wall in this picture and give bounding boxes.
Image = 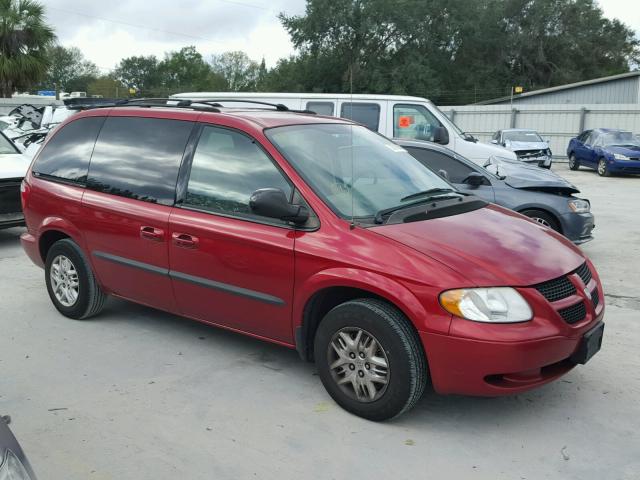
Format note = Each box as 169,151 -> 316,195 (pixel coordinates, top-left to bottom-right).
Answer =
442,104 -> 640,159
489,76 -> 640,105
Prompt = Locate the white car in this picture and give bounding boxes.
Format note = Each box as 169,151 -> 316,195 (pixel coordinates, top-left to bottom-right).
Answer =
171,92 -> 516,165
0,132 -> 31,229
490,128 -> 552,168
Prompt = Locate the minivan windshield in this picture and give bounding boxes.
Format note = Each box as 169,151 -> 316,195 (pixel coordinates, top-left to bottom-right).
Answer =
266,124 -> 456,220
503,130 -> 543,142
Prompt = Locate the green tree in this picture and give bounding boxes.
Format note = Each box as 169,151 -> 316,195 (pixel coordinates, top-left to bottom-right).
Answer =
87,75 -> 127,98
42,45 -> 99,93
0,0 -> 55,97
159,46 -> 225,94
277,0 -> 640,105
210,51 -> 260,91
114,55 -> 161,95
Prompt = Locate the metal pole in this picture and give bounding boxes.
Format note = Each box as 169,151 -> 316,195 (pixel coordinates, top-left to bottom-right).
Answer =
510,86 -> 514,110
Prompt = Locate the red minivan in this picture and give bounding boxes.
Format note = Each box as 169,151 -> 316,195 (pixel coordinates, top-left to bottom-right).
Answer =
20,100 -> 605,420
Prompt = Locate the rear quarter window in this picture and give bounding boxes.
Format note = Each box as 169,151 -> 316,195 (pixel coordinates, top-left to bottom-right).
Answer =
86,117 -> 193,205
32,117 -> 106,184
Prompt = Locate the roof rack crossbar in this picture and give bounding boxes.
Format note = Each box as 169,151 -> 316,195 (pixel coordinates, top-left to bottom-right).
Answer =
187,98 -> 290,111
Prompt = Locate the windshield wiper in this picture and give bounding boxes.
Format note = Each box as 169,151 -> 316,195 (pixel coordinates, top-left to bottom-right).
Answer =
374,191 -> 463,224
400,188 -> 456,202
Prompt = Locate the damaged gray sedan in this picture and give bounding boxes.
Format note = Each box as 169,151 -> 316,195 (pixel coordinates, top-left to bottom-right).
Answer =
397,140 -> 594,244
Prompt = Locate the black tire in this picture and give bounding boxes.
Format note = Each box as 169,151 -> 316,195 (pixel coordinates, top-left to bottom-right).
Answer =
314,298 -> 427,421
597,158 -> 611,177
520,209 -> 561,232
568,154 -> 579,170
45,239 -> 107,319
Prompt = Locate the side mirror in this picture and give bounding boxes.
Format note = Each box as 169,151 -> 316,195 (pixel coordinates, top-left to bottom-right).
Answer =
462,172 -> 488,187
438,169 -> 449,180
249,188 -> 309,225
433,126 -> 449,145
491,139 -> 498,144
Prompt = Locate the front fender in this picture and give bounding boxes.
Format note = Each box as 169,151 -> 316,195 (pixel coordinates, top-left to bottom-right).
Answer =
293,267 -> 439,334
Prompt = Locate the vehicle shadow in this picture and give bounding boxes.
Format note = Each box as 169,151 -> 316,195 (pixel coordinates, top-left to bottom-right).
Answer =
0,227 -> 25,246
93,297 -> 577,429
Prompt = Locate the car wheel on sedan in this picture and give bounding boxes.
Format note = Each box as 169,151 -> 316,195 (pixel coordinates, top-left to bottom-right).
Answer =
521,209 -> 560,232
597,158 -> 611,177
314,298 -> 427,421
45,239 -> 107,319
568,154 -> 579,170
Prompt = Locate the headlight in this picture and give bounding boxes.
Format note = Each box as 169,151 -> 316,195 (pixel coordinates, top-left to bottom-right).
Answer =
0,449 -> 33,480
613,153 -> 629,160
545,148 -> 552,156
568,199 -> 590,213
439,287 -> 532,323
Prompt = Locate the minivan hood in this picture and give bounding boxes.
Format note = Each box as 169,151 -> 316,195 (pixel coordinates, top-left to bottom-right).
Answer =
373,204 -> 584,286
0,152 -> 30,179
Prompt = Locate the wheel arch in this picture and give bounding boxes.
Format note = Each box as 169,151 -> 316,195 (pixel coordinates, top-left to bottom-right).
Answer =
38,217 -> 85,262
516,206 -> 563,234
293,268 -> 430,361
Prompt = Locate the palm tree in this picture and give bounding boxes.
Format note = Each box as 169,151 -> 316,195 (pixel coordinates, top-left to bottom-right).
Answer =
0,0 -> 55,98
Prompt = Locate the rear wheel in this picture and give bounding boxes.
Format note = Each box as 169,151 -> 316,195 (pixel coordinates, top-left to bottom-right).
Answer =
521,209 -> 561,233
568,154 -> 579,170
314,298 -> 427,421
597,158 -> 611,177
45,239 -> 107,319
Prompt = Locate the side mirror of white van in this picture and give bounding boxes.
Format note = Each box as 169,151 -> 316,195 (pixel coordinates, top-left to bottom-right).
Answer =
433,126 -> 449,145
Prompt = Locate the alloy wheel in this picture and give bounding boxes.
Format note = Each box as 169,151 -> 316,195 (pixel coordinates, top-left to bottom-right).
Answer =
598,159 -> 606,176
531,217 -> 552,228
327,327 -> 390,402
49,255 -> 80,307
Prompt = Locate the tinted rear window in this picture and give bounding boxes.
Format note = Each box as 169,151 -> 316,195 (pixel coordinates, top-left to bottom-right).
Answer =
87,117 -> 193,205
32,117 -> 105,184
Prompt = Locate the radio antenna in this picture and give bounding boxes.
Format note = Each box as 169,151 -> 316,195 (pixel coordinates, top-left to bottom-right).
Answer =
349,62 -> 355,230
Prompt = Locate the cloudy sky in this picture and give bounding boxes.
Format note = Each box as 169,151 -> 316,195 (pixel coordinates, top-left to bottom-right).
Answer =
44,0 -> 639,72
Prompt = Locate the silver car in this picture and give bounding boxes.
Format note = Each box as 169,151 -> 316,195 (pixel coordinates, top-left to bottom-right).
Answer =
491,128 -> 552,168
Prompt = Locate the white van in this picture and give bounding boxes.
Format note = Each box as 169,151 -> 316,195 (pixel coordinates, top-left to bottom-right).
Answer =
171,92 -> 515,164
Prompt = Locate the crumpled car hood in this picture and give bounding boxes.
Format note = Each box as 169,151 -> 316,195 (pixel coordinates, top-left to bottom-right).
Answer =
372,204 -> 585,286
486,158 -> 580,194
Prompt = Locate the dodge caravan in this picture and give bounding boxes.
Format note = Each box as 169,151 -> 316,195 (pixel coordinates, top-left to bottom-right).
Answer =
21,99 -> 604,421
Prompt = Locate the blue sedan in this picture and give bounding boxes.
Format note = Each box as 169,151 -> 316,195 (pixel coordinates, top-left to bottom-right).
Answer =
567,128 -> 640,176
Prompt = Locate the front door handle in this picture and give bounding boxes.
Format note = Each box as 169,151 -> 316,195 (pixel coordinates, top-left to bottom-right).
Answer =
140,226 -> 165,242
172,232 -> 199,249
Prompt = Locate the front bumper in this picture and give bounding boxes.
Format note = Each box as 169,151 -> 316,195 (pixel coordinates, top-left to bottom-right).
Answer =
421,294 -> 604,396
608,159 -> 640,175
560,211 -> 594,244
518,156 -> 552,168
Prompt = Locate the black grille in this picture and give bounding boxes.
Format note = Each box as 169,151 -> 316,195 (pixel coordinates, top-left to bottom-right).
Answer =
575,262 -> 592,286
558,301 -> 587,324
535,276 -> 576,302
591,289 -> 599,307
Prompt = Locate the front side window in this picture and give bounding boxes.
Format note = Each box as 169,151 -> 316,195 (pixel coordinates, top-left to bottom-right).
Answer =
585,131 -> 599,146
340,103 -> 380,131
405,148 -> 475,183
32,117 -> 105,184
87,117 -> 193,205
393,104 -> 444,142
184,126 -> 292,221
266,124 -> 453,220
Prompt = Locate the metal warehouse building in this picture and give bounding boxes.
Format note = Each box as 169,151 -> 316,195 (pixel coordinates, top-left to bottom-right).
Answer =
477,71 -> 640,105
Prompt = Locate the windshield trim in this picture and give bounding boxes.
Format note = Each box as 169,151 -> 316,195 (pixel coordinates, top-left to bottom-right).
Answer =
0,131 -> 20,155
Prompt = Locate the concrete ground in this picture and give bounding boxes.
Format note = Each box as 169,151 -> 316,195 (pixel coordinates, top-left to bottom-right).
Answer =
1,164 -> 639,480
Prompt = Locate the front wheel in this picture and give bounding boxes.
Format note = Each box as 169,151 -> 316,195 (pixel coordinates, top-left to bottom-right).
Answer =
568,154 -> 579,170
521,209 -> 561,233
45,239 -> 107,319
597,158 -> 611,177
314,299 -> 427,421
